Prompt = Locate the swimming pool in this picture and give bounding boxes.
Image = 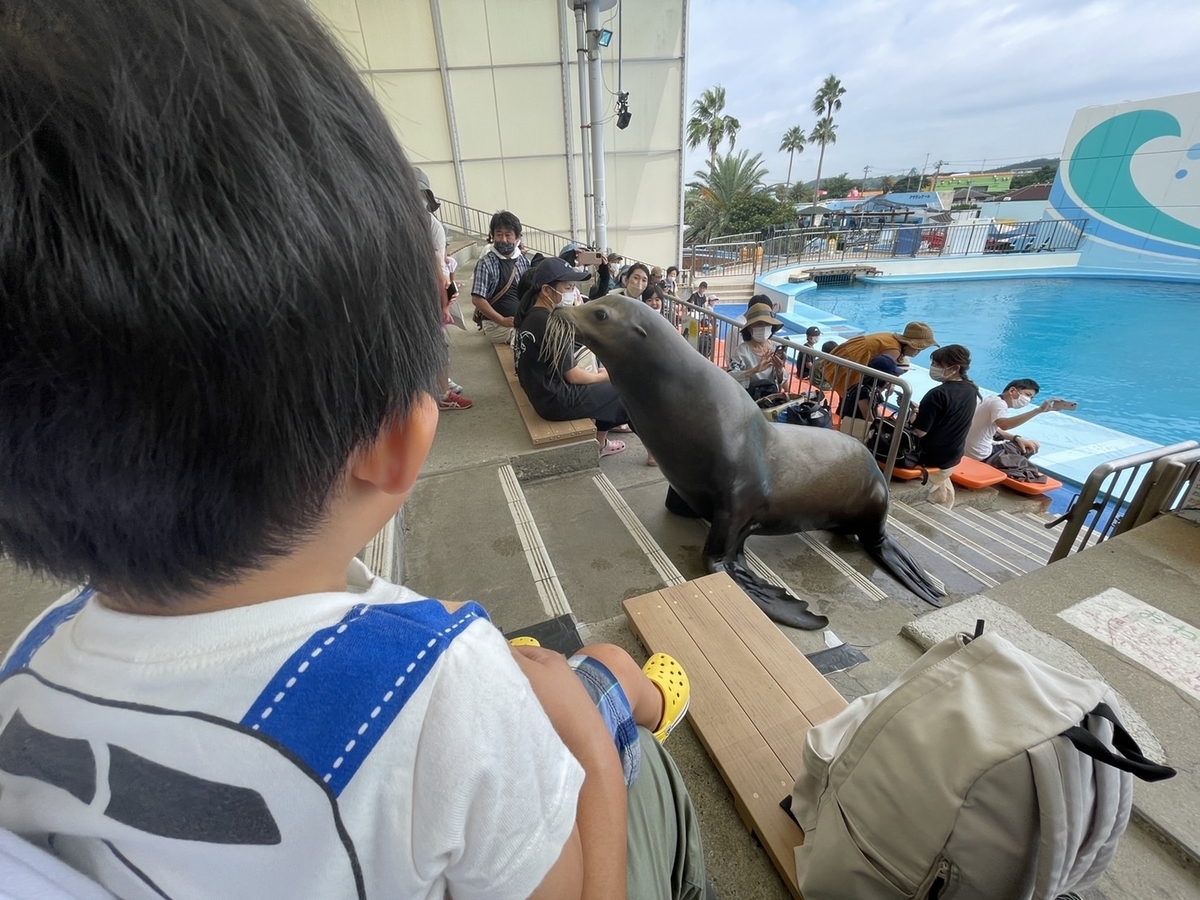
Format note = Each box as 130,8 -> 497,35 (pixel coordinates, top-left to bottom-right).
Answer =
791,277 -> 1200,448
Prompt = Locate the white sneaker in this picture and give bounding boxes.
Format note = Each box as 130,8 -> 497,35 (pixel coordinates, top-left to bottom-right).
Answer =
448,378 -> 464,394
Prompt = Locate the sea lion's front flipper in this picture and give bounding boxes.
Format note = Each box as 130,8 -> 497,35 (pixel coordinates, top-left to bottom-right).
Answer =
864,533 -> 946,608
664,485 -> 703,518
722,558 -> 829,631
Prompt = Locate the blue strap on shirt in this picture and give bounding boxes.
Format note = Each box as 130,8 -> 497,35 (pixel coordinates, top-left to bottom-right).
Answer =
240,600 -> 487,796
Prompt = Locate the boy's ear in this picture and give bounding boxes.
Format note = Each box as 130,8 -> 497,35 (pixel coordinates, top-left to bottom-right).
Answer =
350,394 -> 439,496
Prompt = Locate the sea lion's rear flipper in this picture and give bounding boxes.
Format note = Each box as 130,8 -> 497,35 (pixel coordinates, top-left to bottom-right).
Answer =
864,534 -> 946,608
664,485 -> 703,518
722,558 -> 829,631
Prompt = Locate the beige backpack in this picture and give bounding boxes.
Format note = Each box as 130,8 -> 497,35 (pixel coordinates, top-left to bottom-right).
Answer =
785,626 -> 1175,900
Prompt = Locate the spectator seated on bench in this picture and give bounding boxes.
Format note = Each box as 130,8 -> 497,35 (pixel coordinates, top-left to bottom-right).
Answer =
510,259 -> 635,458
493,344 -> 595,448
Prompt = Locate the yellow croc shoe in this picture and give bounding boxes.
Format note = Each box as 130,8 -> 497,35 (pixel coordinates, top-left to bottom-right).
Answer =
508,636 -> 541,647
643,653 -> 690,743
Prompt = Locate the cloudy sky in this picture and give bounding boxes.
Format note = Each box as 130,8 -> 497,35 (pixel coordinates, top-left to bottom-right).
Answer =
685,0 -> 1200,185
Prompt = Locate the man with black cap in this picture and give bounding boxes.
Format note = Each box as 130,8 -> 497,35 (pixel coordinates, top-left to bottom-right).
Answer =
513,258 -> 634,458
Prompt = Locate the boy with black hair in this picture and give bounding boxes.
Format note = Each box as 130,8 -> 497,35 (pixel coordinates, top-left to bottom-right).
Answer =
471,210 -> 529,344
0,1 -> 704,897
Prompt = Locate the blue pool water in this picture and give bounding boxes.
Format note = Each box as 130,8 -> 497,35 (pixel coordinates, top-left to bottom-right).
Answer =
798,277 -> 1200,448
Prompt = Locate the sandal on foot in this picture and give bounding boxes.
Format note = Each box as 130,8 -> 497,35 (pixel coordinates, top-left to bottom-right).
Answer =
643,652 -> 690,743
599,438 -> 626,458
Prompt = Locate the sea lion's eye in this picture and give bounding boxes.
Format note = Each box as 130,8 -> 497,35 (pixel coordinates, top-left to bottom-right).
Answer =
595,309 -> 608,321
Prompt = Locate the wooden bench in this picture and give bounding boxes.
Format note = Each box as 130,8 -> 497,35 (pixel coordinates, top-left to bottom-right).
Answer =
493,344 -> 596,448
623,574 -> 847,898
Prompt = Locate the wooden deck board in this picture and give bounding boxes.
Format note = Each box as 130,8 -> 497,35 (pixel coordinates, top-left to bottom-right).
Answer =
623,573 -> 848,899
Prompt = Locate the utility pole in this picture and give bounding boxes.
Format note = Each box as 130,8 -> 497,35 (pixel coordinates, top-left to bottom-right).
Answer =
862,164 -> 871,190
930,159 -> 945,191
920,152 -> 930,191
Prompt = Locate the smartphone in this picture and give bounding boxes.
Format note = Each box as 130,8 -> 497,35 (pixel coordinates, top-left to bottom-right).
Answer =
1055,400 -> 1078,411
574,250 -> 605,267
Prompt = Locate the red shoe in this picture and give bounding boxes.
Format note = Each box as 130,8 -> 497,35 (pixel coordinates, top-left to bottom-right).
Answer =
438,390 -> 473,411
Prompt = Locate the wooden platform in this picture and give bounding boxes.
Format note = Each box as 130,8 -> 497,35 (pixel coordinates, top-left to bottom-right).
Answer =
623,574 -> 847,898
493,344 -> 596,448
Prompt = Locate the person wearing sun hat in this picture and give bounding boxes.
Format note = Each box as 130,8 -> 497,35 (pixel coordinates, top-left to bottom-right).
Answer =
727,297 -> 786,395
822,320 -> 939,397
512,257 -> 634,459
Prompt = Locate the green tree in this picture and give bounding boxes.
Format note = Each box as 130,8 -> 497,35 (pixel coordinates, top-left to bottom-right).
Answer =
1008,164 -> 1059,191
809,74 -> 846,208
684,150 -> 768,242
788,182 -> 813,204
778,126 -> 806,188
808,116 -> 838,200
819,173 -> 854,199
878,175 -> 896,194
726,192 -> 795,235
686,85 -> 741,165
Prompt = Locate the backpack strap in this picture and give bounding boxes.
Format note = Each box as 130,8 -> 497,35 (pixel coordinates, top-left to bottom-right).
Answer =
0,588 -> 94,677
488,256 -> 520,307
240,599 -> 488,797
1060,702 -> 1177,782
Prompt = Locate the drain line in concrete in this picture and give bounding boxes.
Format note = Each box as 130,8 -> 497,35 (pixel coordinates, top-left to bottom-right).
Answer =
498,464 -> 572,618
592,475 -> 686,586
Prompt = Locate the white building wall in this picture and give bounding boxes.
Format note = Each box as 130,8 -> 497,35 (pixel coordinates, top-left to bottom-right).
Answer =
309,0 -> 687,269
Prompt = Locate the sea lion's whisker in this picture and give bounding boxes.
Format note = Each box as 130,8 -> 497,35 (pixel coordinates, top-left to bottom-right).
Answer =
542,312 -> 578,375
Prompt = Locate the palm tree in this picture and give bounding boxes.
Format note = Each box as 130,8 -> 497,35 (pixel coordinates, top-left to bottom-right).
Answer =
809,75 -> 846,210
778,126 -> 806,188
687,85 -> 741,165
807,117 -> 838,203
685,150 -> 768,241
878,174 -> 896,195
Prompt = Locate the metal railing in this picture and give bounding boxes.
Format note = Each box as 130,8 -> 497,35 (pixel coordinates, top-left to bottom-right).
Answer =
683,218 -> 1088,282
436,198 -> 578,258
1049,441 -> 1200,562
658,295 -> 916,480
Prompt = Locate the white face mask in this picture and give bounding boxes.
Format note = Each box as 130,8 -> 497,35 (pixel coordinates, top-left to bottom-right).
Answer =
1011,393 -> 1032,409
553,286 -> 580,307
928,365 -> 948,382
751,326 -> 771,342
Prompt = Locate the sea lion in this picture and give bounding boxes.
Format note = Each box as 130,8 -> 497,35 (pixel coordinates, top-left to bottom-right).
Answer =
552,297 -> 945,630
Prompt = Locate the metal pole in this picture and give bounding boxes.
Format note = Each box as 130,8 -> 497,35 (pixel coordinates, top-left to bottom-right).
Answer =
585,0 -> 608,252
429,0 -> 467,207
557,4 -> 579,241
573,4 -> 594,248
